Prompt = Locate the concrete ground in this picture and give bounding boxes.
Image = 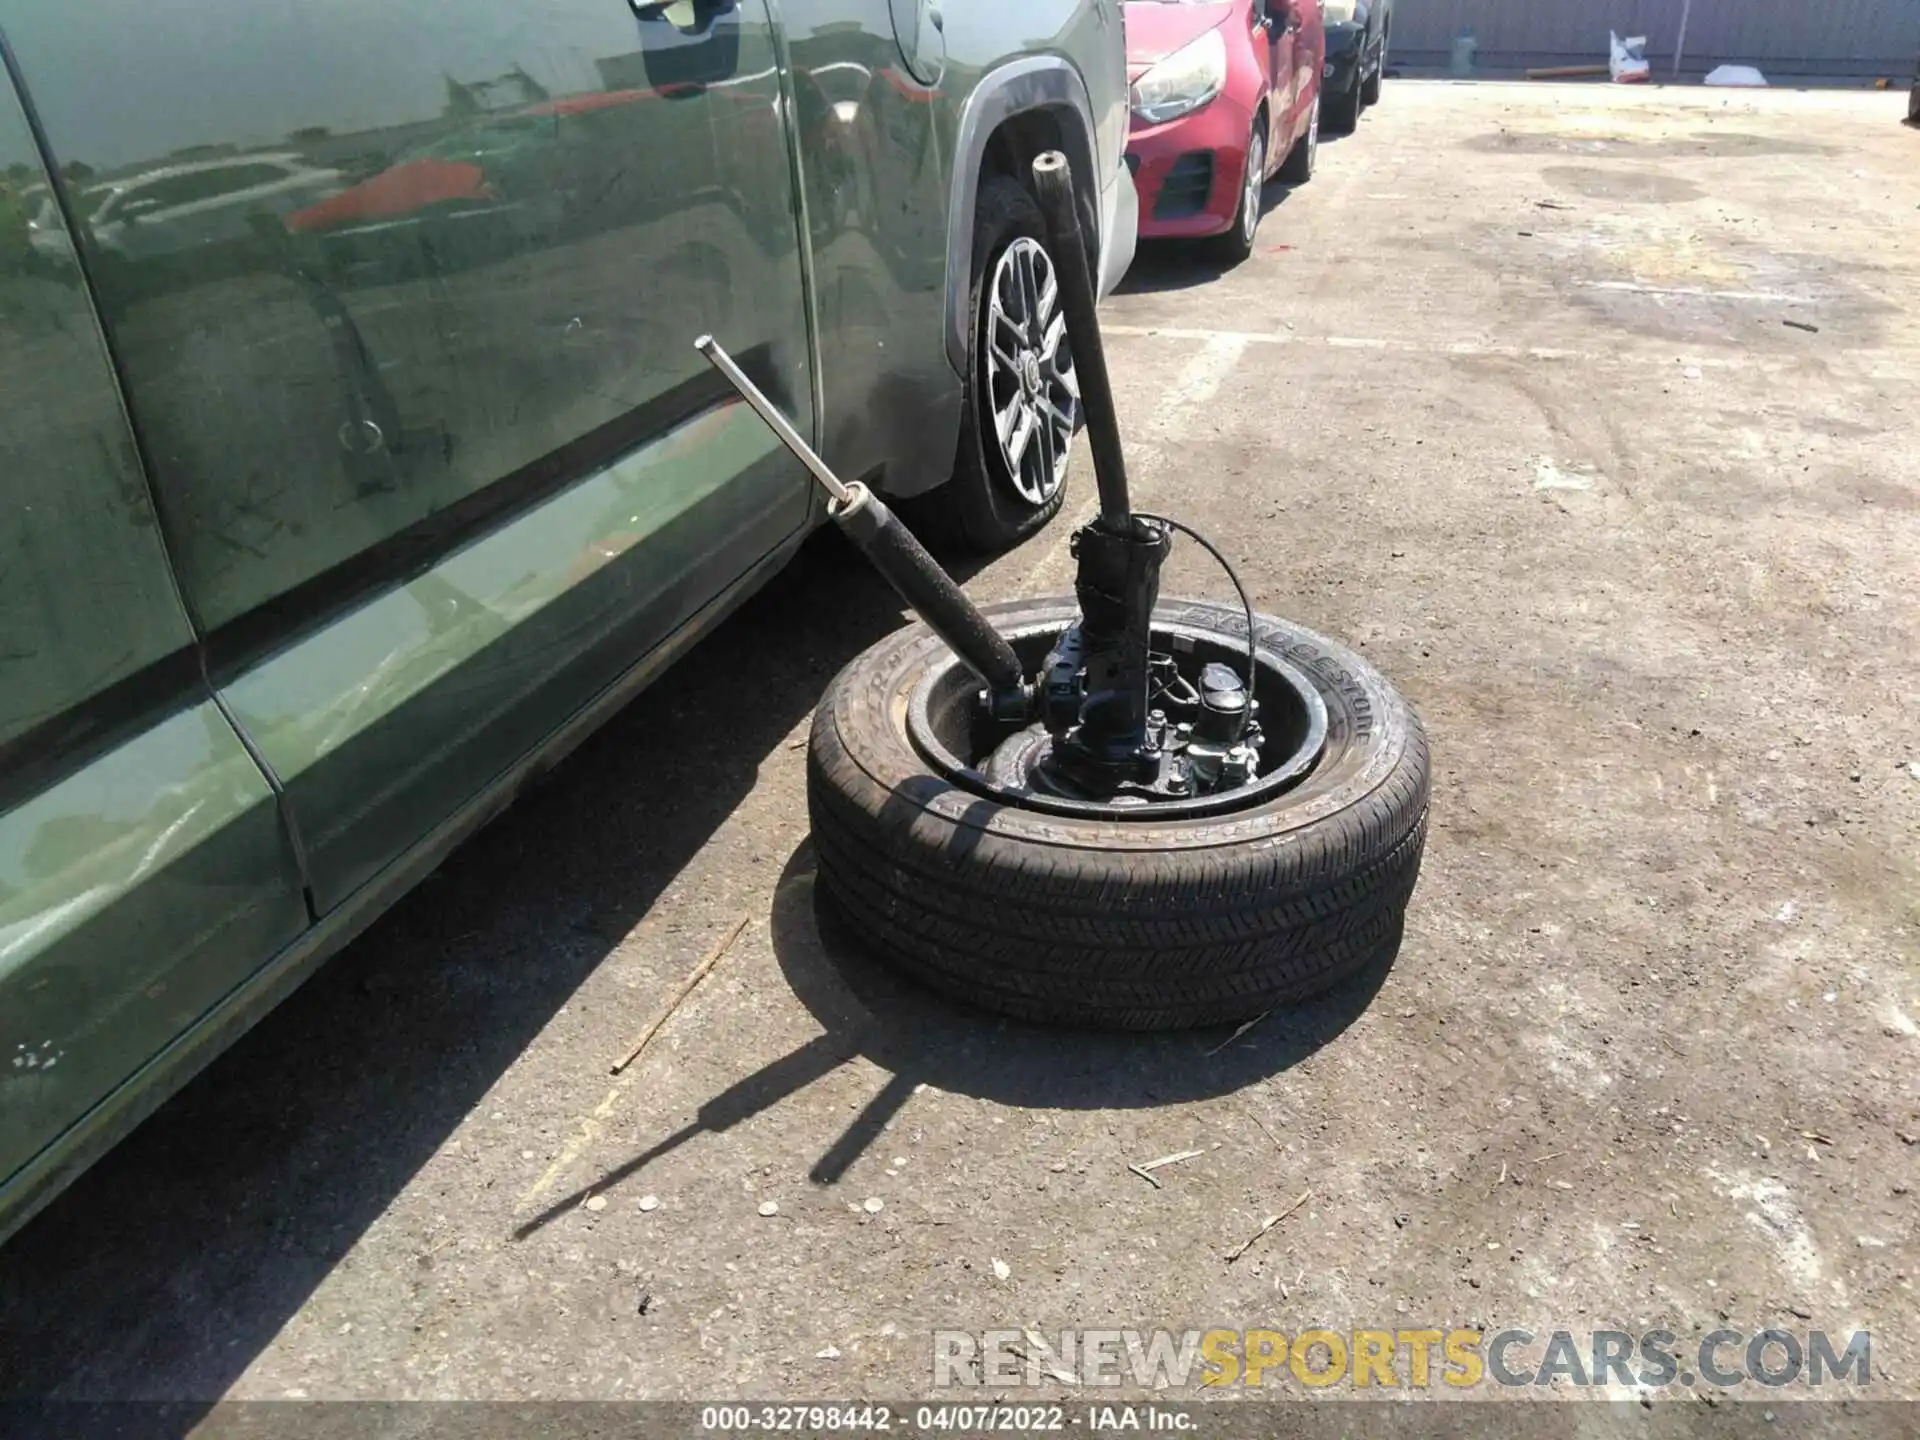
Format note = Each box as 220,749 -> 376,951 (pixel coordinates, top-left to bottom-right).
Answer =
1,82 -> 1916,1409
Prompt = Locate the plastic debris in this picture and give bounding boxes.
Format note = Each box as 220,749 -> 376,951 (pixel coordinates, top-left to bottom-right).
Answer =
1610,33 -> 1651,84
1451,31 -> 1479,78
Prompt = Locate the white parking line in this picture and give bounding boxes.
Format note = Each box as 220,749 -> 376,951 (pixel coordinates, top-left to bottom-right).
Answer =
1021,332 -> 1248,590
1577,280 -> 1813,305
1101,324 -> 1802,369
1107,323 -> 1586,361
1144,331 -> 1249,440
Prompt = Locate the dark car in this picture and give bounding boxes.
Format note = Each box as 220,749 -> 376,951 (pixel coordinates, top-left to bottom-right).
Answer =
1320,0 -> 1389,132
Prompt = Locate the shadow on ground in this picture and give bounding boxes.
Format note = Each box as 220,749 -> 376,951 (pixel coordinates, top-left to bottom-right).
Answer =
0,527 -> 1396,1402
0,531 -> 943,1406
514,840 -> 1395,1235
1116,185 -> 1298,295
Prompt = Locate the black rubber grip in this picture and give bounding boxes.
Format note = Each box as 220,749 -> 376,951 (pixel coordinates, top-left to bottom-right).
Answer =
1032,151 -> 1132,528
835,494 -> 1025,694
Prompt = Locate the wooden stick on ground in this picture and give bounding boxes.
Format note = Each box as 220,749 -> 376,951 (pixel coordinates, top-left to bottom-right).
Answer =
1127,1164 -> 1163,1190
1127,1149 -> 1206,1189
608,915 -> 751,1074
1205,1009 -> 1273,1057
1225,1190 -> 1311,1264
1526,64 -> 1610,79
1239,1104 -> 1286,1154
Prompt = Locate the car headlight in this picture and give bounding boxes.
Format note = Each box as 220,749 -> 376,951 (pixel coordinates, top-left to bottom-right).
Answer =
1130,27 -> 1227,125
1322,0 -> 1360,23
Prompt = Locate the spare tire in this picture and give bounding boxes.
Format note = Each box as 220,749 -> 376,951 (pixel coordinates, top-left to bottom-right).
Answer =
806,597 -> 1430,1030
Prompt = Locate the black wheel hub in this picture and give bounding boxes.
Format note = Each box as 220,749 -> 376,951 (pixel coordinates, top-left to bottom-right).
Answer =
908,610 -> 1328,821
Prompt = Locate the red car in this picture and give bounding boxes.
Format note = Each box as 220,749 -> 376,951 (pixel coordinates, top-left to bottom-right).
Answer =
1125,0 -> 1324,262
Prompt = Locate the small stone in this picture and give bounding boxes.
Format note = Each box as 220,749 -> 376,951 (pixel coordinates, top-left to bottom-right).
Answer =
521,1150 -> 536,1161
585,1195 -> 608,1212
992,1257 -> 1011,1280
639,1194 -> 660,1212
759,1200 -> 780,1217
1787,1304 -> 1812,1319
816,1345 -> 842,1360
862,1197 -> 884,1214
1049,1161 -> 1067,1173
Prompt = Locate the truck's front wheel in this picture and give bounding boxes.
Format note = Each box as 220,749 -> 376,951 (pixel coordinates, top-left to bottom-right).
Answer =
919,175 -> 1077,552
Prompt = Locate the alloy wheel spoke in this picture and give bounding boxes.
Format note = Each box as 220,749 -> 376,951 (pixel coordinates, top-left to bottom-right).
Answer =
994,387 -> 1025,445
1033,253 -> 1059,326
1018,244 -> 1044,339
991,307 -> 1026,354
1004,403 -> 1037,468
1038,311 -> 1072,369
1032,407 -> 1055,492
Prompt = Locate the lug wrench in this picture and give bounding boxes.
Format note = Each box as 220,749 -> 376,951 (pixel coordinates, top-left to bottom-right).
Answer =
695,336 -> 1027,706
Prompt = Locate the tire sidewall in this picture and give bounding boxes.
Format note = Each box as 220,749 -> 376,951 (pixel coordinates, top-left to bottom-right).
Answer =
1241,122 -> 1265,248
815,597 -> 1427,858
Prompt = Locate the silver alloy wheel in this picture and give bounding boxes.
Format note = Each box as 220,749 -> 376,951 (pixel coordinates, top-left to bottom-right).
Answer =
1241,126 -> 1266,248
984,236 -> 1078,506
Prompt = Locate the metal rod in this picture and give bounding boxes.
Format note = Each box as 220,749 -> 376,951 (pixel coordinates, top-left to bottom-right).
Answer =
695,334 -> 1027,700
1029,151 -> 1133,530
1674,0 -> 1693,77
694,334 -> 851,503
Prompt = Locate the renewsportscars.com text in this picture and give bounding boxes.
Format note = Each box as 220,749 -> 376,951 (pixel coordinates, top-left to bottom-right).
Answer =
933,1327 -> 1872,1391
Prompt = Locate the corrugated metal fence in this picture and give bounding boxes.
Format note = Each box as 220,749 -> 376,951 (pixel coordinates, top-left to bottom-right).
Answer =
1388,0 -> 1920,79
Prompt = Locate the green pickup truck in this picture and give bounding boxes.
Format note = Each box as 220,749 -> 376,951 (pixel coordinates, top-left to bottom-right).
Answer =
0,0 -> 1136,1244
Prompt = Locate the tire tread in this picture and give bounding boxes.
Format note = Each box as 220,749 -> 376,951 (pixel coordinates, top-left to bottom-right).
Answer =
804,602 -> 1431,1030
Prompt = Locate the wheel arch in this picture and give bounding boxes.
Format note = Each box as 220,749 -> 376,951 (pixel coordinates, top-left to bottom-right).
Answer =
942,55 -> 1102,379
